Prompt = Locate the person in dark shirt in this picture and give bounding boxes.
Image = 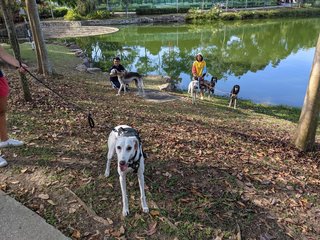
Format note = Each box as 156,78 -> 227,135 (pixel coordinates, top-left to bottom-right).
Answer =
109,57 -> 126,89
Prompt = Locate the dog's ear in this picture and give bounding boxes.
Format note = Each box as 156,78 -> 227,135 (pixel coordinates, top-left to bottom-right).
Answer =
118,127 -> 125,135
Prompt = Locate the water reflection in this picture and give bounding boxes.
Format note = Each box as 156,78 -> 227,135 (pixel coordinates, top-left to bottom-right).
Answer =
69,18 -> 320,107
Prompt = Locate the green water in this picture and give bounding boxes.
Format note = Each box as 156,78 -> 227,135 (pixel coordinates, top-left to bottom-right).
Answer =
71,18 -> 320,107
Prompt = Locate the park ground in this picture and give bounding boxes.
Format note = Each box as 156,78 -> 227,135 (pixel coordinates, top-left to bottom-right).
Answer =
0,42 -> 319,240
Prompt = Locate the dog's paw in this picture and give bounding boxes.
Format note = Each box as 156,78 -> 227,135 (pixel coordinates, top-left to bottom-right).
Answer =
142,207 -> 149,213
104,168 -> 110,177
122,209 -> 129,217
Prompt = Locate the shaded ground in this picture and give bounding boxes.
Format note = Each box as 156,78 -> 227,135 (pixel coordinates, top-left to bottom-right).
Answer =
0,43 -> 319,240
143,89 -> 180,102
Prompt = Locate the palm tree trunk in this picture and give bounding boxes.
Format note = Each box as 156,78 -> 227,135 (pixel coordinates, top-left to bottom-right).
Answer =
0,0 -> 32,101
293,34 -> 320,151
25,0 -> 53,76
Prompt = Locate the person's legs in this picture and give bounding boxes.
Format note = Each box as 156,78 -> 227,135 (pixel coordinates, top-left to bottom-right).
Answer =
110,78 -> 121,89
0,155 -> 8,167
0,96 -> 9,167
0,96 -> 24,148
0,96 -> 8,142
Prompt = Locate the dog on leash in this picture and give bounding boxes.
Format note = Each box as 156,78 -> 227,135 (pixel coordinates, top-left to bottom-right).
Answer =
188,79 -> 200,104
229,85 -> 240,109
110,69 -> 145,96
105,125 -> 149,216
203,76 -> 218,97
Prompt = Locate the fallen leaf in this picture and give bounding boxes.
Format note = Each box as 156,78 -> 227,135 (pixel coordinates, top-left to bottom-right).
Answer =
0,183 -> 7,191
71,229 -> 81,239
146,222 -> 157,236
69,207 -> 77,214
38,194 -> 49,200
119,226 -> 125,234
47,200 -> 56,206
20,168 -> 28,173
106,218 -> 113,225
150,209 -> 160,216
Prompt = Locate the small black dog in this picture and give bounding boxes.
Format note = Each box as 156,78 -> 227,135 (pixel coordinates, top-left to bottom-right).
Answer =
229,85 -> 240,109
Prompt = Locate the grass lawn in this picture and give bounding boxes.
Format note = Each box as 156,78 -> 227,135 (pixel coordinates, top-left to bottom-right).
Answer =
0,42 -> 319,240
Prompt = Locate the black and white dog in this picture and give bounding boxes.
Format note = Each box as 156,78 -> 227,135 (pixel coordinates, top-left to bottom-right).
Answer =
110,69 -> 145,96
229,85 -> 240,109
105,125 -> 149,216
205,76 -> 218,97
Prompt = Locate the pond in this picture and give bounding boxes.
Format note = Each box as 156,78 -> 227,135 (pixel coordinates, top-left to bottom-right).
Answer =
69,18 -> 320,107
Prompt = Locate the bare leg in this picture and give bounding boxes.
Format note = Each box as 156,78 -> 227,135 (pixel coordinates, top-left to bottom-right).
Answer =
0,96 -> 8,142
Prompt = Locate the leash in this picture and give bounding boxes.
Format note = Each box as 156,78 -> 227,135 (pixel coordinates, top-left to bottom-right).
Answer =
19,63 -> 95,128
214,88 -> 231,96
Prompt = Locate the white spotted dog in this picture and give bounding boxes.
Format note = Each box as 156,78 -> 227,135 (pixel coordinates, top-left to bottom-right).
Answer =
188,78 -> 200,104
110,69 -> 145,96
228,85 -> 240,109
105,125 -> 149,217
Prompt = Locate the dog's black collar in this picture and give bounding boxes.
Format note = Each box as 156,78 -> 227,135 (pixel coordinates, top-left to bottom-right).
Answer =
128,151 -> 142,173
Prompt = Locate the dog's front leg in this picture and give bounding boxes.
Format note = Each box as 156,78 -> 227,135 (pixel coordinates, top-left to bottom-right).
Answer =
117,84 -> 123,96
105,135 -> 116,177
119,173 -> 129,216
137,168 -> 149,213
117,77 -> 124,96
123,82 -> 127,93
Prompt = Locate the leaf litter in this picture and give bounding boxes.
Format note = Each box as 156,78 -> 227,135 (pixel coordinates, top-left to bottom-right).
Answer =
0,46 -> 319,239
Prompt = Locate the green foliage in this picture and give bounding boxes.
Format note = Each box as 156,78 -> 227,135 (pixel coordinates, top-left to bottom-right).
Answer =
187,7 -> 320,22
64,9 -> 82,20
64,9 -> 110,20
53,7 -> 68,18
76,0 -> 96,16
85,10 -> 110,19
38,4 -> 52,18
136,7 -> 189,15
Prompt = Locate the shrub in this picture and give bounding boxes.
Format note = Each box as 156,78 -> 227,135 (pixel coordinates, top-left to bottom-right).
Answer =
220,12 -> 241,20
53,7 -> 68,18
64,9 -> 82,20
136,7 -> 189,15
86,10 -> 110,19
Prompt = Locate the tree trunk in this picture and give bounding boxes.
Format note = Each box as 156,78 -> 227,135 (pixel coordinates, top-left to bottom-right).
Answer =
293,34 -> 320,151
25,0 -> 53,76
0,0 -> 32,101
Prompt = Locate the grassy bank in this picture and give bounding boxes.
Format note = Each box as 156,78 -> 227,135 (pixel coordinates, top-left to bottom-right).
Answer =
1,42 -> 319,239
186,6 -> 320,22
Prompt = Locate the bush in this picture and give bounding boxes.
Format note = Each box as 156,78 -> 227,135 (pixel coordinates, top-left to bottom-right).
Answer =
64,9 -> 110,20
86,10 -> 110,19
53,7 -> 68,18
64,9 -> 82,20
186,7 -> 320,22
136,7 -> 189,15
220,12 -> 241,20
